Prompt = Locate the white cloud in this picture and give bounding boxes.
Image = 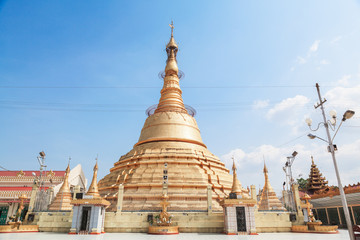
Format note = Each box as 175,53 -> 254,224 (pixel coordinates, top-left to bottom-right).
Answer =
267,95 -> 310,120
330,35 -> 343,44
309,40 -> 320,53
221,140 -> 360,194
320,59 -> 330,65
252,99 -> 269,109
296,56 -> 306,64
336,75 -> 351,86
292,40 -> 321,69
324,83 -> 360,111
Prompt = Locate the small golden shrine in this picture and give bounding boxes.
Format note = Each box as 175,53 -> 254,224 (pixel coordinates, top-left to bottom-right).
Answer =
148,192 -> 179,235
148,161 -> 178,234
220,158 -> 257,235
70,161 -> 110,235
292,193 -> 338,234
48,164 -> 72,211
258,162 -> 286,211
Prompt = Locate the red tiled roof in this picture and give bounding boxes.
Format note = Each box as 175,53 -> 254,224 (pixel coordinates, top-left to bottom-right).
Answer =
0,170 -> 65,177
0,187 -> 33,191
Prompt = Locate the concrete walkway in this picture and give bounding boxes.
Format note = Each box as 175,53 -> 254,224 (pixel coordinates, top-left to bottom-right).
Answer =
0,230 -> 351,240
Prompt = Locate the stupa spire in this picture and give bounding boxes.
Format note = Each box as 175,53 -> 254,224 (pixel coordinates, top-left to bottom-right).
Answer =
231,157 -> 242,195
58,162 -> 71,194
258,161 -> 286,211
263,161 -> 269,185
87,158 -> 101,199
155,21 -> 187,114
48,162 -> 72,211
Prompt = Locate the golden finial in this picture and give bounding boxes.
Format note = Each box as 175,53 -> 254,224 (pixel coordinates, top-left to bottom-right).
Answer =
169,20 -> 174,37
263,161 -> 268,174
232,156 -> 236,172
166,21 -> 178,49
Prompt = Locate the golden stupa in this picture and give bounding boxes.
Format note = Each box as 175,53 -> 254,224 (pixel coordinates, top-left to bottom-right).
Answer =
258,162 -> 285,211
98,22 -> 249,212
48,164 -> 72,211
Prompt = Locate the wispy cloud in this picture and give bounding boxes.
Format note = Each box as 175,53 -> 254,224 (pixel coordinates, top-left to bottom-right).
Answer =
309,40 -> 320,53
319,59 -> 330,65
296,56 -> 306,64
252,99 -> 269,109
330,35 -> 343,44
292,40 -> 321,70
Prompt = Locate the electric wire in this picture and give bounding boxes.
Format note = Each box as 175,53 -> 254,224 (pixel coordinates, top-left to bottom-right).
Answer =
0,165 -> 10,171
1,85 -> 359,89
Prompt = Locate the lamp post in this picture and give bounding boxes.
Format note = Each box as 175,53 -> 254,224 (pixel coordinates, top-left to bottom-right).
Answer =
36,151 -> 46,191
283,151 -> 298,212
306,83 -> 355,240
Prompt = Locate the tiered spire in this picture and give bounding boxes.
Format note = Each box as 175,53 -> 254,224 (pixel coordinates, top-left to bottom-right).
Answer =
258,162 -> 285,211
307,156 -> 328,194
154,21 -> 187,114
87,160 -> 101,199
231,157 -> 242,195
48,163 -> 72,211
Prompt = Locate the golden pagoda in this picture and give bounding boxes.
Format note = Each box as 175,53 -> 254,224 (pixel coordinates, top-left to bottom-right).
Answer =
230,157 -> 249,198
258,162 -> 285,211
48,164 -> 72,211
87,161 -> 101,199
307,156 -> 328,194
98,22 -> 249,212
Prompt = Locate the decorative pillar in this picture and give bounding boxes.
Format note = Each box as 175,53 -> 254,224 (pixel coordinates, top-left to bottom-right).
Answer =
46,187 -> 54,207
250,185 -> 257,201
28,183 -> 39,212
292,184 -> 303,216
116,184 -> 124,213
207,184 -> 212,215
69,206 -> 80,234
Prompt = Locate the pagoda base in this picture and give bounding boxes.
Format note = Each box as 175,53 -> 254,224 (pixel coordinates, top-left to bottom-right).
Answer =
0,222 -> 39,233
148,226 -> 179,235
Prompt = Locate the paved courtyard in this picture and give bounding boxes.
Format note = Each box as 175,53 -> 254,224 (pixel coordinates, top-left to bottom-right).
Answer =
0,230 -> 351,240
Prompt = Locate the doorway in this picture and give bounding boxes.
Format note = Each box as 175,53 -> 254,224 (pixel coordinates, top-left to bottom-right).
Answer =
236,207 -> 247,232
80,207 -> 91,232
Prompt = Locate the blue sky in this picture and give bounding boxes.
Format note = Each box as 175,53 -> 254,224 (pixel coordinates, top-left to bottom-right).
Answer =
1,1 -> 360,194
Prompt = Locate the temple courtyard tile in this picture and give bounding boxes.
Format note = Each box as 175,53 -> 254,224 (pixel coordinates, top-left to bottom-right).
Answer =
0,230 -> 350,240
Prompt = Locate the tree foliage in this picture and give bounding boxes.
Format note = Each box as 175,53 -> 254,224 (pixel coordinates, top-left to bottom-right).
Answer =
296,177 -> 308,190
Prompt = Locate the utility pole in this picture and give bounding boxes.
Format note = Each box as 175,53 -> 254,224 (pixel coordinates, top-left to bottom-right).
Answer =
314,83 -> 354,240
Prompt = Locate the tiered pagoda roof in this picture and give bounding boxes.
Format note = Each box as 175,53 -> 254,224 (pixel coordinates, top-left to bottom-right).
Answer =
307,156 -> 328,194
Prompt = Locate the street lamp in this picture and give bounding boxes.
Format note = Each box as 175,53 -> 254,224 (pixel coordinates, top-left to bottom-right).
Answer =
36,151 -> 46,190
306,83 -> 355,240
283,151 -> 298,212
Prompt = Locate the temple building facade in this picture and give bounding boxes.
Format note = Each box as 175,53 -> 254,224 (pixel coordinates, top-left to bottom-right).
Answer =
0,164 -> 86,225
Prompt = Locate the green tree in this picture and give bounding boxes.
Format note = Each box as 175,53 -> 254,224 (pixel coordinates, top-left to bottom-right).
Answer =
296,177 -> 308,190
